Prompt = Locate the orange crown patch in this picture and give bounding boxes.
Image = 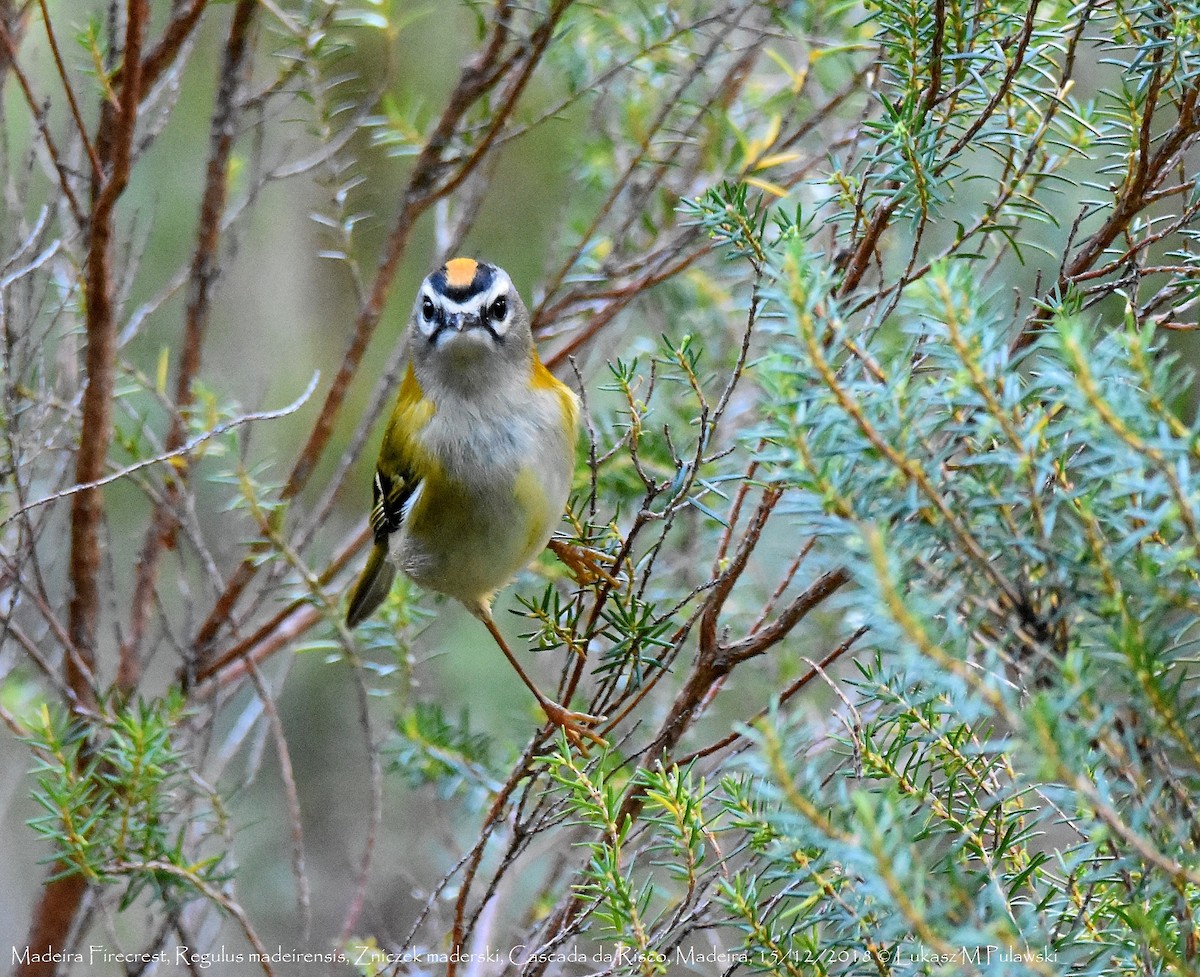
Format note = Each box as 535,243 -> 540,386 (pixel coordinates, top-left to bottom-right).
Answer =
444,257 -> 478,289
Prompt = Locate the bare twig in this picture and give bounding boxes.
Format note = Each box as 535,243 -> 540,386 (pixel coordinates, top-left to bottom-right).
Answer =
4,373 -> 318,529
0,15 -> 84,226
123,0 -> 258,687
35,0 -> 101,181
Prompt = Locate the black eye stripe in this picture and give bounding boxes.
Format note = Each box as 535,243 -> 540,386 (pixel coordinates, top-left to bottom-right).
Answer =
427,295 -> 507,321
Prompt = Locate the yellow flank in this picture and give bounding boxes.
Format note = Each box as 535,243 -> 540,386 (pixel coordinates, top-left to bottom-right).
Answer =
531,354 -> 579,436
381,363 -> 437,479
445,257 -> 478,288
395,359 -> 428,413
514,466 -> 554,559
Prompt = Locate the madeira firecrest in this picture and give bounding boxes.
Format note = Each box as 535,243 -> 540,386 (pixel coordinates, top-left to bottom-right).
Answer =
346,257 -> 604,746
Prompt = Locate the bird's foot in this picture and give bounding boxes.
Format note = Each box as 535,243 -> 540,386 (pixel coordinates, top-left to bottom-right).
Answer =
541,699 -> 608,752
547,538 -> 624,591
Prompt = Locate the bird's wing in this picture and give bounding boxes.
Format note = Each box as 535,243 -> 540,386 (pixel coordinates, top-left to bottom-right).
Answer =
370,363 -> 431,543
369,464 -> 416,542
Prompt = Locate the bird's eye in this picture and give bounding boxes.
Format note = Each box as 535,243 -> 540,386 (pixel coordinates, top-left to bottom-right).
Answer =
489,295 -> 508,320
421,297 -> 436,321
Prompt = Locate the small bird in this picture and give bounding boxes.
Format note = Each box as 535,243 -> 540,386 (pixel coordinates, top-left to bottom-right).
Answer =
346,257 -> 604,747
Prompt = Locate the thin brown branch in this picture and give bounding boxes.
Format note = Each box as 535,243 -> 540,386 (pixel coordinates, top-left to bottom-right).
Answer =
136,0 -> 208,91
839,1 -> 1042,296
1013,80 -> 1200,351
698,487 -> 782,656
941,1 -> 1043,162
35,0 -> 101,181
1065,86 -> 1200,282
672,626 -> 868,767
123,0 -> 258,689
70,0 -> 148,702
195,522 -> 367,685
0,15 -> 85,227
423,0 -> 574,207
725,566 -> 851,663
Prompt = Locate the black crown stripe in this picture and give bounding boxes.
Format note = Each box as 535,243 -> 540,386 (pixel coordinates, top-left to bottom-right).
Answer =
430,261 -> 496,302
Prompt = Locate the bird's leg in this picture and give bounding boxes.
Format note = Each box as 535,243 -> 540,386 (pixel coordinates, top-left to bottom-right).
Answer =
479,613 -> 608,750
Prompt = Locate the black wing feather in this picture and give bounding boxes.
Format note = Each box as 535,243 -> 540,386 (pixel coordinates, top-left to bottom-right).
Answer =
370,468 -> 416,543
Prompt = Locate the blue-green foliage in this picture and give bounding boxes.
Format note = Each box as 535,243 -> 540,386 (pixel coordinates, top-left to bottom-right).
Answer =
701,239 -> 1200,973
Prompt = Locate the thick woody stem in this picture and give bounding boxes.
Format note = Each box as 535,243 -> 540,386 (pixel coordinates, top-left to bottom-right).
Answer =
19,4 -> 148,974
69,0 -> 147,705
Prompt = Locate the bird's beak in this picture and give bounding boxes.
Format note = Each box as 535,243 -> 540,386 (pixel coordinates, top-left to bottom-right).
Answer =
447,311 -> 482,332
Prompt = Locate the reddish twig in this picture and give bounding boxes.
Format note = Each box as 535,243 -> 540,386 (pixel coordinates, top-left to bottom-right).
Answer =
192,523 -> 367,685
136,0 -> 208,91
123,0 -> 257,689
672,626 -> 869,767
35,0 -> 101,181
698,487 -> 783,657
1014,79 -> 1200,352
0,15 -> 84,227
725,567 -> 851,663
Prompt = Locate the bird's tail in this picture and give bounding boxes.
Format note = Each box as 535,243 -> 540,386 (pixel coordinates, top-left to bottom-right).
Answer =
346,542 -> 396,627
